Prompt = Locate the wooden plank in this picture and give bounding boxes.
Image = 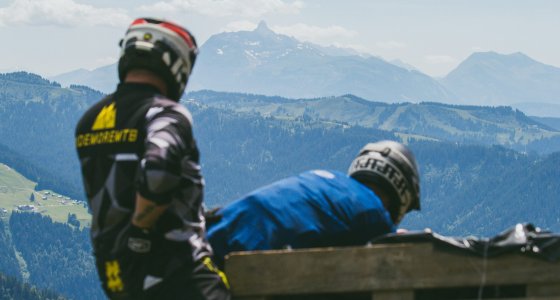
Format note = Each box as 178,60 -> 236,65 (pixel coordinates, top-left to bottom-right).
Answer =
225,243 -> 560,297
372,290 -> 413,300
527,283 -> 560,296
494,299 -> 560,300
225,243 -> 431,296
454,298 -> 560,300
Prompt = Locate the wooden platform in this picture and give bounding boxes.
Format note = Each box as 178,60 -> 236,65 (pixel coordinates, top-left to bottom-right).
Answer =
224,242 -> 560,300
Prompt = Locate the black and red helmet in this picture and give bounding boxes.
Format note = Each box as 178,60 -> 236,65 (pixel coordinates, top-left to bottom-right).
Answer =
118,18 -> 198,100
348,141 -> 420,224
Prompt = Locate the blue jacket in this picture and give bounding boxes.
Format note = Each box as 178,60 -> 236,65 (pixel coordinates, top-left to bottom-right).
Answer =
207,170 -> 395,266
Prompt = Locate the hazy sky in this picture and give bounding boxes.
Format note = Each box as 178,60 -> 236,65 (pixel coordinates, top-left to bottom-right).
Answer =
0,0 -> 558,77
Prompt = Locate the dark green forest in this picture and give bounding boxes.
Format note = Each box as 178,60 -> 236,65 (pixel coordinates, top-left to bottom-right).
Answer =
402,141 -> 560,235
191,105 -> 397,205
8,212 -> 103,300
0,272 -> 64,300
0,218 -> 20,279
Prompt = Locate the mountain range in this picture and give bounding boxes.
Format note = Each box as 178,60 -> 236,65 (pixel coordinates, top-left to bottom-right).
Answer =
187,21 -> 452,102
50,22 -> 560,116
442,51 -> 560,108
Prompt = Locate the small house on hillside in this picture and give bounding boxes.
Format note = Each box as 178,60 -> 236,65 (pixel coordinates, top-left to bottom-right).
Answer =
16,205 -> 35,211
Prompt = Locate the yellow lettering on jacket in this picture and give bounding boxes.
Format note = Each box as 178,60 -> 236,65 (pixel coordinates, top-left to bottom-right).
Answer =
76,129 -> 138,148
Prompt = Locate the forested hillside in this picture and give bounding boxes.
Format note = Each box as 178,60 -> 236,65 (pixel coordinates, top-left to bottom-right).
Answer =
0,72 -> 559,235
403,142 -> 560,235
195,109 -> 560,234
0,218 -> 20,279
0,272 -> 64,300
0,72 -> 102,200
187,90 -> 560,153
191,105 -> 397,205
0,143 -> 61,197
0,160 -> 99,299
4,212 -> 102,300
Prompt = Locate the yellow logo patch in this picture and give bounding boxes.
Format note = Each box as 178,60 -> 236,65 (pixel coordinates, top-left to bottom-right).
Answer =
105,260 -> 124,292
92,103 -> 116,131
77,102 -> 138,148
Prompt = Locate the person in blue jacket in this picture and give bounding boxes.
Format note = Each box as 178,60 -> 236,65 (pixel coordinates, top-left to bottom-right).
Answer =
207,140 -> 421,267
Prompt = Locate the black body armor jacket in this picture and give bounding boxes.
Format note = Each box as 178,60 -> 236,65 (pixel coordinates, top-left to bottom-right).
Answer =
75,83 -> 211,261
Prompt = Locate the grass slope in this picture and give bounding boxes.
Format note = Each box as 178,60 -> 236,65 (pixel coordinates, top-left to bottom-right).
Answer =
0,164 -> 90,227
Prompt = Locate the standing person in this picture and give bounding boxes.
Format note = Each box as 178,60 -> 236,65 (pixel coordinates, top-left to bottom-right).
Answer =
75,18 -> 230,300
207,141 -> 420,268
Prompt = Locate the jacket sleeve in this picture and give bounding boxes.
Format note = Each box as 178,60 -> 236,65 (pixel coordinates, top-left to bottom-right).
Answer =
136,102 -> 202,205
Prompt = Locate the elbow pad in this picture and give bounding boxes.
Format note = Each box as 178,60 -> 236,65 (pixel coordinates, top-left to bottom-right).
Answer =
137,155 -> 182,205
136,103 -> 198,205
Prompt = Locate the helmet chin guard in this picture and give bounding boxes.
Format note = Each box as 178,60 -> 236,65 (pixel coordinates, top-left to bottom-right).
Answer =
348,141 -> 420,224
118,18 -> 198,101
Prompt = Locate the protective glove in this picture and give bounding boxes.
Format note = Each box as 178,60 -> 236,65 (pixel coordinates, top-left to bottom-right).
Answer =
204,206 -> 223,227
124,224 -> 154,254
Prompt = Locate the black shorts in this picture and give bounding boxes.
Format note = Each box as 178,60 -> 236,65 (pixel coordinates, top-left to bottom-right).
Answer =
96,254 -> 230,300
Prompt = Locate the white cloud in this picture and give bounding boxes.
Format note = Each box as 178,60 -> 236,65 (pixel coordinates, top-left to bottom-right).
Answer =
222,20 -> 258,32
139,0 -> 304,18
0,0 -> 131,27
271,23 -> 357,46
376,40 -> 407,50
425,55 -> 457,64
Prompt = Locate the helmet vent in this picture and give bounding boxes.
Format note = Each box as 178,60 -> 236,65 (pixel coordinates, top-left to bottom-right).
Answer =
162,52 -> 171,66
380,147 -> 391,157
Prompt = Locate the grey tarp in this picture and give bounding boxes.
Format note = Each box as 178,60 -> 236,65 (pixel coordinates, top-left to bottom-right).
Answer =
370,223 -> 560,262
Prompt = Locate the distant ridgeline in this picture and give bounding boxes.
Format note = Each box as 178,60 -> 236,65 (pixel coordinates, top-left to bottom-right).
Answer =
0,72 -> 62,87
0,72 -> 559,235
187,90 -> 560,153
0,212 -> 103,299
